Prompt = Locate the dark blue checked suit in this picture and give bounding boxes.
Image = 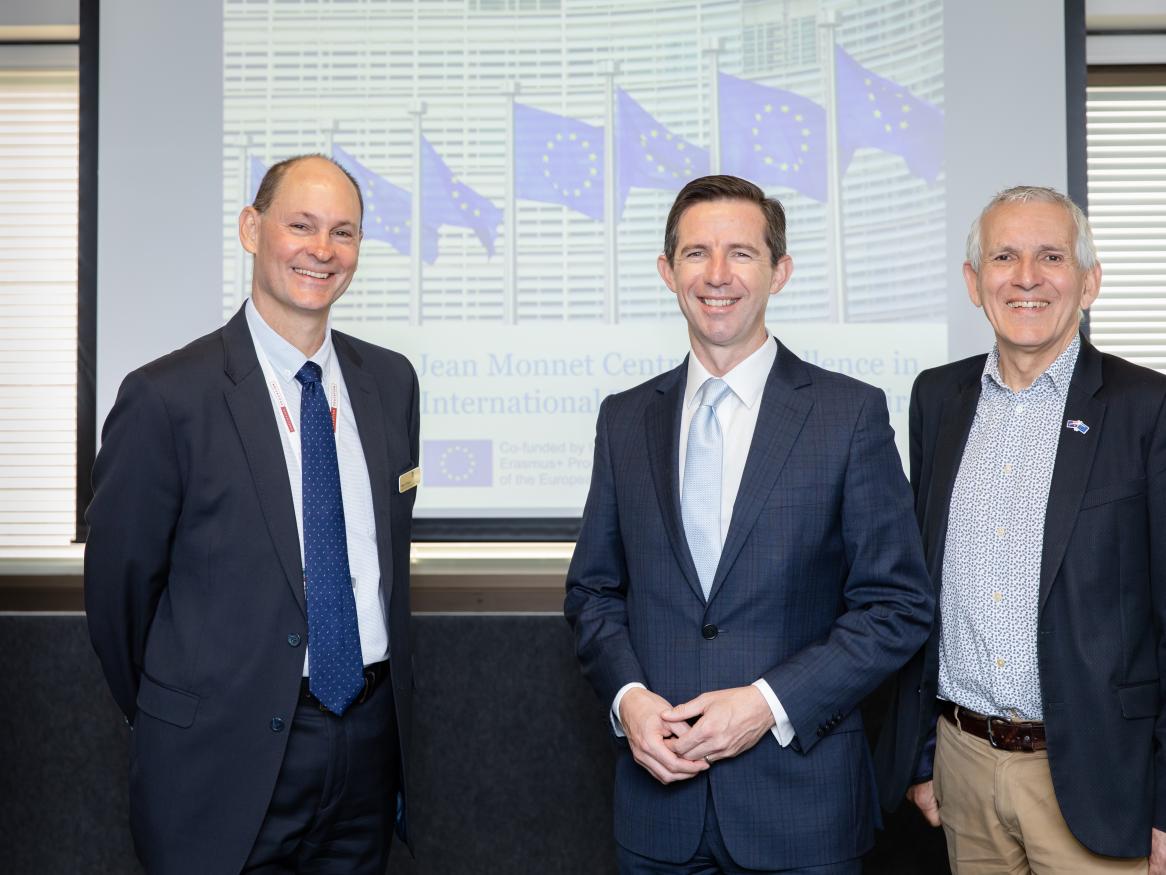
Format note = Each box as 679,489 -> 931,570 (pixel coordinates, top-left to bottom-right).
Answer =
565,338 -> 933,871
85,306 -> 419,874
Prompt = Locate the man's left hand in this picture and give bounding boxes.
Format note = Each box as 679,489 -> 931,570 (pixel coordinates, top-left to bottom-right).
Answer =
1150,827 -> 1166,874
661,686 -> 775,763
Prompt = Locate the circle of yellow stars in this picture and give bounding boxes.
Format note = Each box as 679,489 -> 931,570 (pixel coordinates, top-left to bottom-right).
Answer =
438,445 -> 478,483
638,128 -> 696,179
542,131 -> 598,200
749,103 -> 813,172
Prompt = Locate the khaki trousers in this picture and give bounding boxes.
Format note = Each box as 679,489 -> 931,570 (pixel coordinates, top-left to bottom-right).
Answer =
933,714 -> 1147,874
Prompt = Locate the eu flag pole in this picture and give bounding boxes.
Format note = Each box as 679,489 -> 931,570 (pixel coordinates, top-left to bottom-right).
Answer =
603,60 -> 620,324
324,120 -> 338,164
704,37 -> 723,173
819,11 -> 846,323
238,138 -> 257,310
503,81 -> 520,324
408,101 -> 427,326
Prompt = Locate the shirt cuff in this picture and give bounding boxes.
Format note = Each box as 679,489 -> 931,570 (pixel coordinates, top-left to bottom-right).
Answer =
753,679 -> 795,747
611,682 -> 647,738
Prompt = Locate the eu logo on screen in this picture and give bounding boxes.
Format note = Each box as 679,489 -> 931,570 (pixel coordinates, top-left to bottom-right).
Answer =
423,440 -> 493,487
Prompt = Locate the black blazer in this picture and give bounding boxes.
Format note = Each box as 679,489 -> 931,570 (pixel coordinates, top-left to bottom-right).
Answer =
874,335 -> 1166,858
84,307 -> 419,874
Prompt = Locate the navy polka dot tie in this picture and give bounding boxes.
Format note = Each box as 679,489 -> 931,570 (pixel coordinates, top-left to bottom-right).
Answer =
296,361 -> 364,715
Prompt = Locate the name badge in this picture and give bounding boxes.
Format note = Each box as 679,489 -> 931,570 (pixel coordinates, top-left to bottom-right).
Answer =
398,467 -> 421,493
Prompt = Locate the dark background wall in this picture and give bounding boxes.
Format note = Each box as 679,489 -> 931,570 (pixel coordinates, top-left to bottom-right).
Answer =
0,614 -> 946,874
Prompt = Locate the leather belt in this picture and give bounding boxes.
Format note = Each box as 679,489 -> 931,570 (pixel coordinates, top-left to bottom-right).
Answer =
942,700 -> 1046,752
300,660 -> 390,715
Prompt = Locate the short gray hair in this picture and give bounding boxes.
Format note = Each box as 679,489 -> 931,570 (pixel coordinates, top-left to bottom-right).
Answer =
966,186 -> 1097,272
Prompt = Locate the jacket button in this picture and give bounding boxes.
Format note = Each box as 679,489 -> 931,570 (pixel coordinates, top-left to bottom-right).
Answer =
287,633 -> 302,647
701,624 -> 718,640
270,717 -> 285,732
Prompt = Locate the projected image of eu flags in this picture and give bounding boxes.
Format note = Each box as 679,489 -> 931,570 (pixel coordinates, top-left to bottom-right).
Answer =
718,72 -> 827,203
333,145 -> 439,263
515,103 -> 604,220
615,88 -> 709,210
248,156 -> 267,204
421,137 -> 503,256
835,46 -> 943,182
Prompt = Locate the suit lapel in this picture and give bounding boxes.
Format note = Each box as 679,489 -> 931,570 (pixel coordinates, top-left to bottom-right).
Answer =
1040,338 -> 1105,613
334,332 -> 396,601
924,380 -> 981,582
221,308 -> 307,617
645,362 -> 706,605
707,342 -> 812,605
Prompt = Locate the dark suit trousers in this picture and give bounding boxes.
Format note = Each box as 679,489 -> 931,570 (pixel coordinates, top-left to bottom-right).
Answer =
616,785 -> 861,875
242,665 -> 399,874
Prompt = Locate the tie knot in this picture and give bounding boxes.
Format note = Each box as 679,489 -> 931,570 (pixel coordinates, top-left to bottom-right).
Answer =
295,361 -> 323,387
699,378 -> 733,411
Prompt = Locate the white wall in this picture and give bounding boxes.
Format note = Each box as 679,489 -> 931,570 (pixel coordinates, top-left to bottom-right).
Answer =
97,1 -> 223,423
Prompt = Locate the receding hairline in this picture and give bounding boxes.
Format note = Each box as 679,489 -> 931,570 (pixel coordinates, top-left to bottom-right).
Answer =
272,158 -> 359,205
252,154 -> 364,225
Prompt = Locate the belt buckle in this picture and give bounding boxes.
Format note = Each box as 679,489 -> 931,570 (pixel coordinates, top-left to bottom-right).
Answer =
354,668 -> 374,705
985,715 -> 1003,750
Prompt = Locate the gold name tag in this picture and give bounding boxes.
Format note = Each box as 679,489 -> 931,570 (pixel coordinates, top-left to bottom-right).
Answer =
398,467 -> 420,493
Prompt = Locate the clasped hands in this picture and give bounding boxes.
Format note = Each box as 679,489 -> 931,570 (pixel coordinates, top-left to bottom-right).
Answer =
619,685 -> 775,784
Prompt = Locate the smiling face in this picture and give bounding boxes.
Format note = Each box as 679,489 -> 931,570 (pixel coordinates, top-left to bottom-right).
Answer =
239,157 -> 362,341
657,198 -> 793,375
965,200 -> 1100,382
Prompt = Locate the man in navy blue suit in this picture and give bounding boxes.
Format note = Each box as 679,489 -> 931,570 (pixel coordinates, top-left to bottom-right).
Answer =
565,175 -> 933,874
86,155 -> 419,874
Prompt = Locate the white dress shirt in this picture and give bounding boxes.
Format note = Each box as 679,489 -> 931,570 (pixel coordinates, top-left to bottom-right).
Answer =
245,299 -> 388,674
612,334 -> 796,747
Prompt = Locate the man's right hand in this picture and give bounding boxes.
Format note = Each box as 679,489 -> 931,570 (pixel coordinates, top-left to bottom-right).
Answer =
907,780 -> 941,827
619,687 -> 710,784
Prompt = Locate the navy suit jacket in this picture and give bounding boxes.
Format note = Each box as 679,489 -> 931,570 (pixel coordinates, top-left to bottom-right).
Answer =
564,339 -> 933,870
874,335 -> 1166,858
84,307 -> 419,874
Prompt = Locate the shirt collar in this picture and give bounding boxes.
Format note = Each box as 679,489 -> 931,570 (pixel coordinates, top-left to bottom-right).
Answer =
982,332 -> 1080,396
245,297 -> 334,380
684,333 -> 777,410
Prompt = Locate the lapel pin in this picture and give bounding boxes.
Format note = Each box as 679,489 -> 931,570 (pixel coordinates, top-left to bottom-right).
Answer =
1065,419 -> 1089,435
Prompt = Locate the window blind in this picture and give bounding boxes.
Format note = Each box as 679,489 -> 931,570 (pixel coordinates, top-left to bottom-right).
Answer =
0,69 -> 79,549
1086,84 -> 1166,372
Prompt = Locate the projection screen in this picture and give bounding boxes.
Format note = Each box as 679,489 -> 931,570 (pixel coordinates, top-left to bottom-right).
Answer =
97,0 -> 1070,533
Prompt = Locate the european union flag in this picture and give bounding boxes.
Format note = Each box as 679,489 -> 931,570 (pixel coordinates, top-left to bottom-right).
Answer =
515,103 -> 604,220
718,73 -> 827,202
421,137 -> 504,257
835,46 -> 944,182
332,145 -> 438,264
423,439 -> 493,487
616,89 -> 709,199
248,156 -> 268,204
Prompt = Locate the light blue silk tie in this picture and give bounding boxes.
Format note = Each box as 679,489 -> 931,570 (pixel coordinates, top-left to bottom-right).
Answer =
681,378 -> 733,600
296,361 -> 364,716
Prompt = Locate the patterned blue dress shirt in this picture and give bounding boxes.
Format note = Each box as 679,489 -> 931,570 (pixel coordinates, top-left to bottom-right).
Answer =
938,334 -> 1080,721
